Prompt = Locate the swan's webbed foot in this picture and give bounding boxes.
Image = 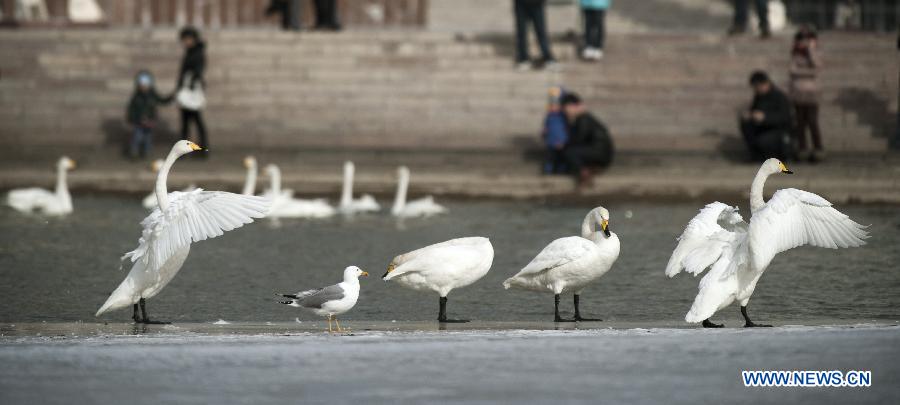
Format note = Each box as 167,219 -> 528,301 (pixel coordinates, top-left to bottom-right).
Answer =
552,294 -> 576,322
132,303 -> 142,323
438,318 -> 470,323
437,297 -> 468,323
573,295 -> 602,322
740,306 -> 771,328
702,319 -> 724,328
554,316 -> 576,323
136,298 -> 171,324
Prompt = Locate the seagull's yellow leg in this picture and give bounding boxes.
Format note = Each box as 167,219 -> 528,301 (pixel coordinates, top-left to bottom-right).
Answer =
334,317 -> 343,333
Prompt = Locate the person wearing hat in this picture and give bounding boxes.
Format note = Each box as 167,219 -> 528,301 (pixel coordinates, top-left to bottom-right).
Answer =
789,27 -> 824,162
126,70 -> 172,159
560,92 -> 614,186
740,70 -> 793,162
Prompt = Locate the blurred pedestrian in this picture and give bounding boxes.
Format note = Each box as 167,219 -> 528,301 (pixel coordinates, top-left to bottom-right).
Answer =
580,0 -> 610,61
560,93 -> 614,186
175,27 -> 209,158
265,0 -> 301,31
513,0 -> 557,71
740,71 -> 792,162
728,0 -> 770,38
125,71 -> 172,159
789,27 -> 824,162
313,0 -> 341,30
542,86 -> 569,174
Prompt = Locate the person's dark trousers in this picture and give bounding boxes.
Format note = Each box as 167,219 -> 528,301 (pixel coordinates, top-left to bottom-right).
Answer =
562,145 -> 611,176
793,103 -> 823,151
741,118 -> 791,161
514,0 -> 555,63
314,0 -> 340,30
130,126 -> 152,159
286,0 -> 301,30
180,108 -> 208,155
732,0 -> 769,32
544,148 -> 566,174
583,9 -> 605,49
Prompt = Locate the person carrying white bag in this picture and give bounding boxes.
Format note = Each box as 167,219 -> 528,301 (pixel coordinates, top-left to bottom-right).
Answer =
174,27 -> 209,158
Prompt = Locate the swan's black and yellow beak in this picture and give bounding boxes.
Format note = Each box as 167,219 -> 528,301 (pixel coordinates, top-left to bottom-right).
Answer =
779,162 -> 793,174
188,142 -> 206,152
382,263 -> 395,279
601,219 -> 611,237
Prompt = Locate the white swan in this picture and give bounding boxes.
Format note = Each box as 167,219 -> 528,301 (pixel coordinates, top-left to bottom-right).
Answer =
503,207 -> 620,322
383,237 -> 493,322
95,140 -> 271,323
241,156 -> 258,196
338,161 -> 380,214
142,159 -> 196,209
277,266 -> 368,333
7,156 -> 75,216
391,166 -> 446,218
263,164 -> 336,218
666,158 -> 869,328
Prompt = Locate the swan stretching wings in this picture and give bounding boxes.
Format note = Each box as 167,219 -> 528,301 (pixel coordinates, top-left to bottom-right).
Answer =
383,237 -> 493,322
504,207 -> 619,322
666,158 -> 868,328
263,164 -> 336,218
277,266 -> 368,333
7,156 -> 75,216
338,161 -> 380,214
391,166 -> 446,218
142,159 -> 196,209
95,140 -> 271,323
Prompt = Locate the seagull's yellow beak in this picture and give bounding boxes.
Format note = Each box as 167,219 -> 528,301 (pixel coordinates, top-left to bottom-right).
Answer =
360,271 -> 369,277
189,142 -> 203,151
779,162 -> 793,174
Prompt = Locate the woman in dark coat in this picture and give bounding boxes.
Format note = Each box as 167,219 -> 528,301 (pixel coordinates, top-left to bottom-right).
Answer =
175,27 -> 209,157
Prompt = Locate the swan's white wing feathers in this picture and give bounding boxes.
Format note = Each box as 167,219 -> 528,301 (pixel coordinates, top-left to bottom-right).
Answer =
515,236 -> 594,277
748,188 -> 868,268
665,202 -> 746,277
123,189 -> 270,270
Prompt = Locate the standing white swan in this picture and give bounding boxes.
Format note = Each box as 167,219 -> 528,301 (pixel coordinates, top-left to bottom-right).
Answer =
263,164 -> 336,218
95,140 -> 270,323
6,156 -> 75,216
241,156 -> 258,196
142,159 -> 196,209
383,237 -> 493,322
391,166 -> 446,218
666,158 -> 868,328
503,207 -> 620,322
338,161 -> 380,214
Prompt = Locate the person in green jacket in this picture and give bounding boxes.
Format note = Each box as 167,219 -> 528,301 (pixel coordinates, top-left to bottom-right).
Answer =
126,71 -> 172,159
580,0 -> 610,61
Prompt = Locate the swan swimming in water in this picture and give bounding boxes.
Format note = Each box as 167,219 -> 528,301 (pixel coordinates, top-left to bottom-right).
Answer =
95,140 -> 270,323
666,158 -> 869,328
277,266 -> 368,333
6,156 -> 75,216
338,161 -> 380,214
383,237 -> 493,322
391,166 -> 446,218
503,207 -> 620,322
142,159 -> 196,209
263,164 -> 336,218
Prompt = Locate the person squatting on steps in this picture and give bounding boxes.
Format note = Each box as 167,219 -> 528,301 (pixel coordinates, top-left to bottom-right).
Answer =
740,71 -> 793,162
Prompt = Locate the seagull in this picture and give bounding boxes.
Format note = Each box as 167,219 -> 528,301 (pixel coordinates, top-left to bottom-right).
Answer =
278,266 -> 368,333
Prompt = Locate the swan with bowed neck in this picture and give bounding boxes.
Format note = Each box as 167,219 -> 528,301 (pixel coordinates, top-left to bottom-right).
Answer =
262,164 -> 336,218
95,140 -> 271,323
338,161 -> 380,214
391,166 -> 446,218
665,158 -> 868,328
142,159 -> 196,209
383,237 -> 493,323
503,207 -> 619,322
7,157 -> 76,216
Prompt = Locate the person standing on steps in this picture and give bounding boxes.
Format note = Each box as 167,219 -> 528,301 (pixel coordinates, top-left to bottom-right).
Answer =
513,0 -> 557,71
175,27 -> 209,158
789,27 -> 824,163
728,0 -> 770,38
580,0 -> 610,61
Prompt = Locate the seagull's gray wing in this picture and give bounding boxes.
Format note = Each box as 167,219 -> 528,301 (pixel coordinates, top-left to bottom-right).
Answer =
293,284 -> 345,309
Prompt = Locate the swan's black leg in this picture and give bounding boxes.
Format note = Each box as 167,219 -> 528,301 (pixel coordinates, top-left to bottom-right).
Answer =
554,294 -> 575,322
437,296 -> 468,323
573,294 -> 602,322
741,306 -> 771,328
138,298 -> 170,325
702,319 -> 724,328
132,303 -> 142,323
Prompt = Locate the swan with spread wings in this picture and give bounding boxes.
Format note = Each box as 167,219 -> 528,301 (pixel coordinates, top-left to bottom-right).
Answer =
666,158 -> 868,328
96,140 -> 271,323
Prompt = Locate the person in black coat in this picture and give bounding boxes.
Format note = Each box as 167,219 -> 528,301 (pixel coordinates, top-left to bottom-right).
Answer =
740,71 -> 793,162
176,27 -> 209,157
560,93 -> 615,185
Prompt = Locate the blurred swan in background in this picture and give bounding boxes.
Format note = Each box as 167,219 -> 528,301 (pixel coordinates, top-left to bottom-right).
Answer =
7,156 -> 76,216
263,164 -> 336,218
666,158 -> 868,328
241,156 -> 258,196
391,166 -> 446,218
95,140 -> 270,323
338,161 -> 380,214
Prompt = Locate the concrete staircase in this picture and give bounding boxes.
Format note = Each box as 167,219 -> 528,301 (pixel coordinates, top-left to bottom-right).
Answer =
0,29 -> 895,154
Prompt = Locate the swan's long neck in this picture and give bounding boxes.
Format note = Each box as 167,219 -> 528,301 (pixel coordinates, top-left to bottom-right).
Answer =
340,164 -> 353,206
581,212 -> 597,239
155,149 -> 181,210
391,171 -> 409,214
242,166 -> 257,196
269,166 -> 281,196
749,167 -> 771,212
55,163 -> 71,209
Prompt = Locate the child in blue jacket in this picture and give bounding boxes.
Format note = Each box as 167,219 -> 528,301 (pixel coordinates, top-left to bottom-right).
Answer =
543,86 -> 569,174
